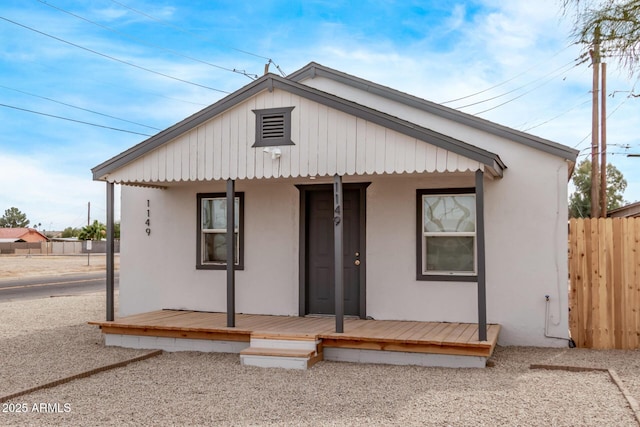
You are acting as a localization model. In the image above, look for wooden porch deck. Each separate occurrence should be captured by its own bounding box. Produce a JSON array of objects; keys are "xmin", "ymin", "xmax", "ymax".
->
[{"xmin": 90, "ymin": 310, "xmax": 500, "ymax": 358}]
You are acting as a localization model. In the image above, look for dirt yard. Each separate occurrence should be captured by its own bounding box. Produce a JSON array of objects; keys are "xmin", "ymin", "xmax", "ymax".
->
[{"xmin": 0, "ymin": 255, "xmax": 119, "ymax": 280}]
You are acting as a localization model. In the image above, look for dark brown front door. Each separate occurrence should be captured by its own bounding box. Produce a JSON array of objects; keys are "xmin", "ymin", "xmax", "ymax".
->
[{"xmin": 306, "ymin": 189, "xmax": 361, "ymax": 316}]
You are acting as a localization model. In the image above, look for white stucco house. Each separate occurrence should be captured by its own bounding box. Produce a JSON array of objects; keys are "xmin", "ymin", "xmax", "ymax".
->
[{"xmin": 93, "ymin": 62, "xmax": 578, "ymax": 351}]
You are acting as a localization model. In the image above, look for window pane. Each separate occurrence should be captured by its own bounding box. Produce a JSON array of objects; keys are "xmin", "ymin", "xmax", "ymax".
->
[
  {"xmin": 203, "ymin": 233, "xmax": 239, "ymax": 264},
  {"xmin": 425, "ymin": 236, "xmax": 474, "ymax": 272},
  {"xmin": 424, "ymin": 195, "xmax": 475, "ymax": 232},
  {"xmin": 202, "ymin": 198, "xmax": 239, "ymax": 230}
]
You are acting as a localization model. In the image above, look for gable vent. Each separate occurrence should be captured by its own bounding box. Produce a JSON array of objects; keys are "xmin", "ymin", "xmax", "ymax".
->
[
  {"xmin": 252, "ymin": 106, "xmax": 295, "ymax": 147},
  {"xmin": 261, "ymin": 113, "xmax": 285, "ymax": 140}
]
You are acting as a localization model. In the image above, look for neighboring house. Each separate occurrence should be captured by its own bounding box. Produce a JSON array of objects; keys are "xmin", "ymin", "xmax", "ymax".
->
[
  {"xmin": 0, "ymin": 228, "xmax": 48, "ymax": 243},
  {"xmin": 93, "ymin": 62, "xmax": 578, "ymax": 347},
  {"xmin": 608, "ymin": 201, "xmax": 640, "ymax": 218}
]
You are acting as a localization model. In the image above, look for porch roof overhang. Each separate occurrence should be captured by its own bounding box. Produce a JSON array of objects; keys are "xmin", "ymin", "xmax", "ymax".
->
[{"xmin": 92, "ymin": 73, "xmax": 506, "ymax": 185}]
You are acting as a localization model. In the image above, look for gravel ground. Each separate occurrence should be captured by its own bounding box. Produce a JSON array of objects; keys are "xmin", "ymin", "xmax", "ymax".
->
[
  {"xmin": 1, "ymin": 293, "xmax": 640, "ymax": 426},
  {"xmin": 0, "ymin": 254, "xmax": 119, "ymax": 280}
]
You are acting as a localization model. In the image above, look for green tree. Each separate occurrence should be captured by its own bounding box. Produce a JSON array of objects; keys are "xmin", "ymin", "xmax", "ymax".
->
[
  {"xmin": 61, "ymin": 227, "xmax": 81, "ymax": 238},
  {"xmin": 563, "ymin": 0, "xmax": 640, "ymax": 79},
  {"xmin": 78, "ymin": 220, "xmax": 106, "ymax": 240},
  {"xmin": 569, "ymin": 159, "xmax": 627, "ymax": 217},
  {"xmin": 0, "ymin": 207, "xmax": 30, "ymax": 228}
]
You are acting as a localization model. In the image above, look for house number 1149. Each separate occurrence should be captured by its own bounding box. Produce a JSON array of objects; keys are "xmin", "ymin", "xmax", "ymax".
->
[{"xmin": 145, "ymin": 200, "xmax": 151, "ymax": 236}]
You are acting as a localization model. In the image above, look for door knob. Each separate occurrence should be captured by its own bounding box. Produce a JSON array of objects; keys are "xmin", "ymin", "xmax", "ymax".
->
[{"xmin": 354, "ymin": 260, "xmax": 361, "ymax": 266}]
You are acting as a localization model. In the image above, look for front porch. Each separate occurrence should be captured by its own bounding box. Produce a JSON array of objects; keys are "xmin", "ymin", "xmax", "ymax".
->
[{"xmin": 90, "ymin": 310, "xmax": 500, "ymax": 368}]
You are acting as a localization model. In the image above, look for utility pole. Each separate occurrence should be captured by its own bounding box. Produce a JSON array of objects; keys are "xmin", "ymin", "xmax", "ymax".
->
[
  {"xmin": 590, "ymin": 26, "xmax": 601, "ymax": 218},
  {"xmin": 87, "ymin": 201, "xmax": 91, "ymax": 266},
  {"xmin": 600, "ymin": 61, "xmax": 607, "ymax": 217}
]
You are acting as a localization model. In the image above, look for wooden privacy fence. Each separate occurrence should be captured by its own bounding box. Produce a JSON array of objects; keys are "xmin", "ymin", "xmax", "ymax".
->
[{"xmin": 569, "ymin": 218, "xmax": 640, "ymax": 349}]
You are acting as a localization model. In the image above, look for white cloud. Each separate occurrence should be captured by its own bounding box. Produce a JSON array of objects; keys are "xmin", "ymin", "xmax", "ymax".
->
[{"xmin": 0, "ymin": 152, "xmax": 119, "ymax": 230}]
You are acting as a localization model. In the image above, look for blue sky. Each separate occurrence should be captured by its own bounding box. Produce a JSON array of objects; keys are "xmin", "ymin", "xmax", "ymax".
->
[{"xmin": 1, "ymin": 0, "xmax": 639, "ymax": 230}]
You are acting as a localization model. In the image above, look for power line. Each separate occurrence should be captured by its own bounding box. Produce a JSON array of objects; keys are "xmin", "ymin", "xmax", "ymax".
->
[
  {"xmin": 109, "ymin": 0, "xmax": 285, "ymax": 75},
  {"xmin": 470, "ymin": 61, "xmax": 579, "ymax": 115},
  {"xmin": 0, "ymin": 16, "xmax": 230, "ymax": 94},
  {"xmin": 440, "ymin": 45, "xmax": 573, "ymax": 105},
  {"xmin": 37, "ymin": 0, "xmax": 259, "ymax": 80},
  {"xmin": 0, "ymin": 84, "xmax": 161, "ymax": 131},
  {"xmin": 0, "ymin": 103, "xmax": 153, "ymax": 136},
  {"xmin": 520, "ymin": 98, "xmax": 591, "ymax": 132},
  {"xmin": 457, "ymin": 60, "xmax": 577, "ymax": 110},
  {"xmin": 572, "ymin": 83, "xmax": 639, "ymax": 150}
]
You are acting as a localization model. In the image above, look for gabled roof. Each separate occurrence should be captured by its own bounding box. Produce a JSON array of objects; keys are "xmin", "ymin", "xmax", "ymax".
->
[
  {"xmin": 92, "ymin": 69, "xmax": 508, "ymax": 181},
  {"xmin": 0, "ymin": 228, "xmax": 47, "ymax": 241},
  {"xmin": 288, "ymin": 62, "xmax": 579, "ymax": 162},
  {"xmin": 608, "ymin": 201, "xmax": 640, "ymax": 218}
]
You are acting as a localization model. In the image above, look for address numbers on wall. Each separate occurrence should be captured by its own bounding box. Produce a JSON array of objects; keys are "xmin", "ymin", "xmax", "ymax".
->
[{"xmin": 145, "ymin": 199, "xmax": 151, "ymax": 236}]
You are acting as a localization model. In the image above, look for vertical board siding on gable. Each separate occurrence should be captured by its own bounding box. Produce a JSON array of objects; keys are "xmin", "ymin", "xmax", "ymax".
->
[
  {"xmin": 158, "ymin": 145, "xmax": 166, "ymax": 181},
  {"xmin": 220, "ymin": 113, "xmax": 230, "ymax": 180},
  {"xmin": 334, "ymin": 111, "xmax": 347, "ymax": 175},
  {"xmin": 212, "ymin": 117, "xmax": 222, "ymax": 180},
  {"xmin": 345, "ymin": 116, "xmax": 357, "ymax": 176},
  {"xmin": 384, "ymin": 130, "xmax": 395, "ymax": 174},
  {"xmin": 279, "ymin": 91, "xmax": 293, "ymax": 178},
  {"xmin": 375, "ymin": 125, "xmax": 386, "ymax": 174},
  {"xmin": 253, "ymin": 95, "xmax": 265, "ymax": 179},
  {"xmin": 150, "ymin": 146, "xmax": 157, "ymax": 181},
  {"xmin": 436, "ymin": 147, "xmax": 448, "ymax": 173},
  {"xmin": 229, "ymin": 105, "xmax": 240, "ymax": 179},
  {"xmin": 236, "ymin": 104, "xmax": 246, "ymax": 180},
  {"xmin": 104, "ymin": 89, "xmax": 484, "ymax": 184},
  {"xmin": 364, "ymin": 121, "xmax": 376, "ymax": 174},
  {"xmin": 414, "ymin": 135, "xmax": 427, "ymax": 173},
  {"xmin": 317, "ymin": 104, "xmax": 329, "ymax": 176},
  {"xmin": 424, "ymin": 144, "xmax": 437, "ymax": 173},
  {"xmin": 355, "ymin": 118, "xmax": 366, "ymax": 175},
  {"xmin": 393, "ymin": 130, "xmax": 404, "ymax": 173},
  {"xmin": 244, "ymin": 103, "xmax": 255, "ymax": 180},
  {"xmin": 189, "ymin": 131, "xmax": 198, "ymax": 181},
  {"xmin": 297, "ymin": 99, "xmax": 309, "ymax": 177},
  {"xmin": 165, "ymin": 141, "xmax": 174, "ymax": 181},
  {"xmin": 307, "ymin": 99, "xmax": 319, "ymax": 177},
  {"xmin": 172, "ymin": 135, "xmax": 181, "ymax": 180},
  {"xmin": 181, "ymin": 134, "xmax": 190, "ymax": 181},
  {"xmin": 204, "ymin": 121, "xmax": 214, "ymax": 180},
  {"xmin": 197, "ymin": 126, "xmax": 206, "ymax": 180},
  {"xmin": 322, "ymin": 105, "xmax": 332, "ymax": 176},
  {"xmin": 405, "ymin": 132, "xmax": 417, "ymax": 173}
]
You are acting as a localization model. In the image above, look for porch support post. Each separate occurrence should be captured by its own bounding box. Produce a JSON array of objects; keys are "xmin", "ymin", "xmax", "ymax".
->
[
  {"xmin": 105, "ymin": 182, "xmax": 115, "ymax": 322},
  {"xmin": 475, "ymin": 169, "xmax": 487, "ymax": 341},
  {"xmin": 226, "ymin": 178, "xmax": 236, "ymax": 328},
  {"xmin": 333, "ymin": 174, "xmax": 344, "ymax": 333}
]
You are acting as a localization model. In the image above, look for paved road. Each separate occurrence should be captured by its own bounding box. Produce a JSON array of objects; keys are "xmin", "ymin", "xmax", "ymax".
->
[{"xmin": 0, "ymin": 272, "xmax": 118, "ymax": 301}]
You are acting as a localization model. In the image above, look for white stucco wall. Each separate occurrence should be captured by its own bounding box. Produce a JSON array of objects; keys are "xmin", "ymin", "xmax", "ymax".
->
[
  {"xmin": 119, "ymin": 180, "xmax": 300, "ymax": 317},
  {"xmin": 119, "ymin": 144, "xmax": 569, "ymax": 348}
]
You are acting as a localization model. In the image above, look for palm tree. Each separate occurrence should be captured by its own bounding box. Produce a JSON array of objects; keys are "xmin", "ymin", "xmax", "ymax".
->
[{"xmin": 78, "ymin": 220, "xmax": 106, "ymax": 240}]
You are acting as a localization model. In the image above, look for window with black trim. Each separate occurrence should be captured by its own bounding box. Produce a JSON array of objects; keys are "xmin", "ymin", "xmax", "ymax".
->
[
  {"xmin": 252, "ymin": 107, "xmax": 295, "ymax": 147},
  {"xmin": 197, "ymin": 192, "xmax": 244, "ymax": 270},
  {"xmin": 417, "ymin": 188, "xmax": 476, "ymax": 281}
]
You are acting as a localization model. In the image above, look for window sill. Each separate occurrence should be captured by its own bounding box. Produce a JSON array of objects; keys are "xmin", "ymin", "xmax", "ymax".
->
[
  {"xmin": 196, "ymin": 264, "xmax": 245, "ymax": 271},
  {"xmin": 417, "ymin": 274, "xmax": 477, "ymax": 282}
]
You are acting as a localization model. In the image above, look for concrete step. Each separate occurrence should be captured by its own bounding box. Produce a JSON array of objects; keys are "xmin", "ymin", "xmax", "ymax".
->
[
  {"xmin": 240, "ymin": 337, "xmax": 324, "ymax": 370},
  {"xmin": 249, "ymin": 337, "xmax": 320, "ymax": 352}
]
